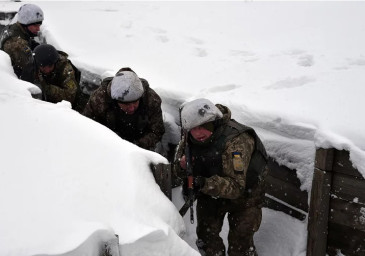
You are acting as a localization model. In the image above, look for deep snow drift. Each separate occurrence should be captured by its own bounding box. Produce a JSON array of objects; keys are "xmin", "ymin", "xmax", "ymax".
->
[{"xmin": 1, "ymin": 1, "xmax": 365, "ymax": 255}]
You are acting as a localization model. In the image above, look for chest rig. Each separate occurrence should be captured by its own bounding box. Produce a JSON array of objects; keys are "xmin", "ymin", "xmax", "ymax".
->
[{"xmin": 190, "ymin": 120, "xmax": 268, "ymax": 191}]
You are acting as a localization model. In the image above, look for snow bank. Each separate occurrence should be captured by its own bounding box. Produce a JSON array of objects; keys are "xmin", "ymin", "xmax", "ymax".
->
[{"xmin": 0, "ymin": 53, "xmax": 197, "ymax": 255}]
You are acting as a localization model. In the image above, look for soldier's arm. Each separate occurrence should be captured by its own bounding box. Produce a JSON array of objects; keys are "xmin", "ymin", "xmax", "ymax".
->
[
  {"xmin": 136, "ymin": 93, "xmax": 165, "ymax": 149},
  {"xmin": 172, "ymin": 136, "xmax": 187, "ymax": 180},
  {"xmin": 200, "ymin": 133, "xmax": 255, "ymax": 199},
  {"xmin": 82, "ymin": 85, "xmax": 108, "ymax": 124},
  {"xmin": 43, "ymin": 63, "xmax": 78, "ymax": 104},
  {"xmin": 3, "ymin": 37, "xmax": 33, "ymax": 78}
]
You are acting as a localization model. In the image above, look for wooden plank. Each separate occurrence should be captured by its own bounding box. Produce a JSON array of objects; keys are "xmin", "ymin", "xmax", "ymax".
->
[
  {"xmin": 307, "ymin": 168, "xmax": 333, "ymax": 256},
  {"xmin": 103, "ymin": 234, "xmax": 120, "ymax": 256},
  {"xmin": 333, "ymin": 150, "xmax": 364, "ymax": 179},
  {"xmin": 152, "ymin": 163, "xmax": 172, "ymax": 200},
  {"xmin": 329, "ymin": 197, "xmax": 365, "ymax": 232},
  {"xmin": 331, "ymin": 173, "xmax": 365, "ymax": 204},
  {"xmin": 327, "ymin": 222, "xmax": 365, "ymax": 255},
  {"xmin": 267, "ymin": 158, "xmax": 302, "ymax": 187},
  {"xmin": 264, "ymin": 195, "xmax": 307, "ymax": 220},
  {"xmin": 315, "ymin": 148, "xmax": 334, "ymax": 171},
  {"xmin": 266, "ymin": 175, "xmax": 308, "ymax": 212}
]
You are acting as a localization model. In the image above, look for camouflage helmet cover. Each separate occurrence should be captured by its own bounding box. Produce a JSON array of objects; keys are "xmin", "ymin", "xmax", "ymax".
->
[
  {"xmin": 17, "ymin": 4, "xmax": 44, "ymax": 25},
  {"xmin": 110, "ymin": 71, "xmax": 144, "ymax": 102},
  {"xmin": 180, "ymin": 98, "xmax": 223, "ymax": 131}
]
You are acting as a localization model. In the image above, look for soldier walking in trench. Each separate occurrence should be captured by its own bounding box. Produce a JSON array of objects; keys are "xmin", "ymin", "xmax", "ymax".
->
[{"xmin": 174, "ymin": 98, "xmax": 268, "ymax": 256}]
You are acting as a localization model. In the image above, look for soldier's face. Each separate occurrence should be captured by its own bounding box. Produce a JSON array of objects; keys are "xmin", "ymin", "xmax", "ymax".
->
[
  {"xmin": 39, "ymin": 64, "xmax": 55, "ymax": 74},
  {"xmin": 190, "ymin": 126, "xmax": 213, "ymax": 142},
  {"xmin": 117, "ymin": 100, "xmax": 140, "ymax": 115},
  {"xmin": 27, "ymin": 24, "xmax": 41, "ymax": 35}
]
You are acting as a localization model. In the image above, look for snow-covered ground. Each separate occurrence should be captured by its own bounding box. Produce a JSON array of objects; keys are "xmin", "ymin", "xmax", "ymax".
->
[{"xmin": 1, "ymin": 1, "xmax": 365, "ymax": 255}]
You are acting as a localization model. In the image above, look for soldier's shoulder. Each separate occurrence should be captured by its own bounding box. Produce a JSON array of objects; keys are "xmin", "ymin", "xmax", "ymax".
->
[
  {"xmin": 90, "ymin": 83, "xmax": 110, "ymax": 101},
  {"xmin": 226, "ymin": 131, "xmax": 255, "ymax": 149},
  {"xmin": 142, "ymin": 80, "xmax": 161, "ymax": 106},
  {"xmin": 3, "ymin": 34, "xmax": 28, "ymax": 48}
]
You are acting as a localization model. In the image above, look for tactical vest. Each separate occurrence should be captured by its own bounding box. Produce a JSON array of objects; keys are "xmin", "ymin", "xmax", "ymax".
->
[{"xmin": 190, "ymin": 120, "xmax": 268, "ymax": 192}]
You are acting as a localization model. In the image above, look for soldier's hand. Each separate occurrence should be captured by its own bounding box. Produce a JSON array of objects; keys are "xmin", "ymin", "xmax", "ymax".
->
[
  {"xmin": 180, "ymin": 155, "xmax": 187, "ymax": 169},
  {"xmin": 194, "ymin": 176, "xmax": 206, "ymax": 190},
  {"xmin": 180, "ymin": 155, "xmax": 195, "ymax": 170}
]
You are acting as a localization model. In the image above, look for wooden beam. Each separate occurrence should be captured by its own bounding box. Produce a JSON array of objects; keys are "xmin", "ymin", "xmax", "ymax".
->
[
  {"xmin": 315, "ymin": 148, "xmax": 334, "ymax": 171},
  {"xmin": 329, "ymin": 197, "xmax": 365, "ymax": 232},
  {"xmin": 307, "ymin": 148, "xmax": 334, "ymax": 256},
  {"xmin": 152, "ymin": 163, "xmax": 172, "ymax": 200},
  {"xmin": 333, "ymin": 150, "xmax": 365, "ymax": 179},
  {"xmin": 327, "ymin": 222, "xmax": 365, "ymax": 255},
  {"xmin": 266, "ymin": 175, "xmax": 308, "ymax": 212},
  {"xmin": 332, "ymin": 173, "xmax": 365, "ymax": 204},
  {"xmin": 264, "ymin": 195, "xmax": 307, "ymax": 220}
]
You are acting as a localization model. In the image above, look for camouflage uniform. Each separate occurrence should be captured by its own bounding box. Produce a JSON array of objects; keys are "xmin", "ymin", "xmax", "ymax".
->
[
  {"xmin": 175, "ymin": 104, "xmax": 267, "ymax": 256},
  {"xmin": 83, "ymin": 78, "xmax": 165, "ymax": 151},
  {"xmin": 37, "ymin": 51, "xmax": 86, "ymax": 113},
  {"xmin": 0, "ymin": 22, "xmax": 39, "ymax": 78}
]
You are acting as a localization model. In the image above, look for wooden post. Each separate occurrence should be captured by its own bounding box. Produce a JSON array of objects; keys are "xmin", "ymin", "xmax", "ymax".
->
[
  {"xmin": 307, "ymin": 148, "xmax": 334, "ymax": 256},
  {"xmin": 102, "ymin": 234, "xmax": 121, "ymax": 256},
  {"xmin": 152, "ymin": 163, "xmax": 172, "ymax": 200}
]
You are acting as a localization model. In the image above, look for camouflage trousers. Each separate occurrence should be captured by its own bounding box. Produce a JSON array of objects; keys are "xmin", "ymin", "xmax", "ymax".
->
[{"xmin": 196, "ymin": 196, "xmax": 262, "ymax": 256}]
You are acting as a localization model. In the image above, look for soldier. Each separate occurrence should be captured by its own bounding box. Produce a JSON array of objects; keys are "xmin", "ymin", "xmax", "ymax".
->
[
  {"xmin": 175, "ymin": 98, "xmax": 268, "ymax": 256},
  {"xmin": 32, "ymin": 44, "xmax": 87, "ymax": 113},
  {"xmin": 83, "ymin": 67, "xmax": 165, "ymax": 151},
  {"xmin": 0, "ymin": 4, "xmax": 44, "ymax": 79}
]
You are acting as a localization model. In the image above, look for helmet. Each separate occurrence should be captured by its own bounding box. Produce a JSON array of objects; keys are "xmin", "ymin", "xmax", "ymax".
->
[
  {"xmin": 110, "ymin": 71, "xmax": 144, "ymax": 102},
  {"xmin": 33, "ymin": 44, "xmax": 59, "ymax": 67},
  {"xmin": 180, "ymin": 98, "xmax": 223, "ymax": 131},
  {"xmin": 17, "ymin": 4, "xmax": 44, "ymax": 25}
]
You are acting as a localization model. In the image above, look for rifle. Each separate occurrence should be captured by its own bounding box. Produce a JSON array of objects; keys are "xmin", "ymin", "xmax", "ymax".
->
[{"xmin": 178, "ymin": 131, "xmax": 195, "ymax": 224}]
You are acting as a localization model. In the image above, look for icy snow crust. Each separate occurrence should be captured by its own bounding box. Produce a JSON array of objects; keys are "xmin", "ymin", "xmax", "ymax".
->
[{"xmin": 0, "ymin": 1, "xmax": 364, "ymax": 255}]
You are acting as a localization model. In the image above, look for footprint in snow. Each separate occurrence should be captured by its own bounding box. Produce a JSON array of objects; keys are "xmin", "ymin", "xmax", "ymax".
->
[
  {"xmin": 230, "ymin": 50, "xmax": 258, "ymax": 62},
  {"xmin": 149, "ymin": 27, "xmax": 167, "ymax": 34},
  {"xmin": 348, "ymin": 57, "xmax": 365, "ymax": 66},
  {"xmin": 120, "ymin": 21, "xmax": 133, "ymax": 29},
  {"xmin": 192, "ymin": 48, "xmax": 208, "ymax": 57},
  {"xmin": 205, "ymin": 84, "xmax": 241, "ymax": 93},
  {"xmin": 265, "ymin": 76, "xmax": 316, "ymax": 90},
  {"xmin": 297, "ymin": 54, "xmax": 314, "ymax": 67},
  {"xmin": 187, "ymin": 37, "xmax": 205, "ymax": 45},
  {"xmin": 283, "ymin": 49, "xmax": 314, "ymax": 67},
  {"xmin": 156, "ymin": 35, "xmax": 169, "ymax": 43}
]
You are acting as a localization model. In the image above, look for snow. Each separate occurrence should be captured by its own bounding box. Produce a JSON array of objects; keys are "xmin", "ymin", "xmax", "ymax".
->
[{"xmin": 1, "ymin": 1, "xmax": 365, "ymax": 255}]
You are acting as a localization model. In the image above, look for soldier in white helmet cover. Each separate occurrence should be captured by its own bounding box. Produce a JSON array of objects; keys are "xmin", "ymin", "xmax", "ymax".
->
[
  {"xmin": 83, "ymin": 67, "xmax": 165, "ymax": 151},
  {"xmin": 174, "ymin": 98, "xmax": 268, "ymax": 256},
  {"xmin": 0, "ymin": 4, "xmax": 44, "ymax": 78}
]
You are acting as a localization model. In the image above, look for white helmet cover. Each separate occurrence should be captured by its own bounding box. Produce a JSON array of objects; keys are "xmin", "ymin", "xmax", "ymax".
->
[
  {"xmin": 17, "ymin": 4, "xmax": 44, "ymax": 25},
  {"xmin": 180, "ymin": 98, "xmax": 223, "ymax": 131},
  {"xmin": 110, "ymin": 71, "xmax": 144, "ymax": 102}
]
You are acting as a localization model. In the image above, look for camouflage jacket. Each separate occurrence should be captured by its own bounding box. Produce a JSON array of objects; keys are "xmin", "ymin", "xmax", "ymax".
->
[
  {"xmin": 174, "ymin": 104, "xmax": 267, "ymax": 205},
  {"xmin": 1, "ymin": 22, "xmax": 39, "ymax": 78},
  {"xmin": 83, "ymin": 78, "xmax": 165, "ymax": 150},
  {"xmin": 38, "ymin": 51, "xmax": 80, "ymax": 110}
]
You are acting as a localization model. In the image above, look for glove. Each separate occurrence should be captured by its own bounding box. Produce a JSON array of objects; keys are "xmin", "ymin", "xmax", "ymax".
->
[{"xmin": 194, "ymin": 176, "xmax": 206, "ymax": 190}]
